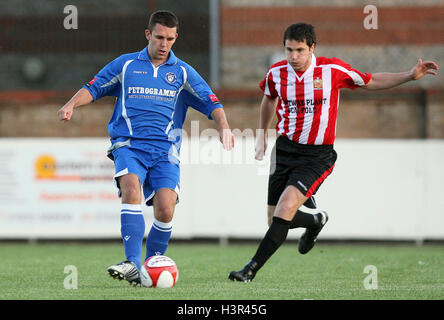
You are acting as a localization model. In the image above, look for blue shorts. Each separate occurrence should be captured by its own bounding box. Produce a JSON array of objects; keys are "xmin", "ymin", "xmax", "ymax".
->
[{"xmin": 112, "ymin": 147, "xmax": 180, "ymax": 206}]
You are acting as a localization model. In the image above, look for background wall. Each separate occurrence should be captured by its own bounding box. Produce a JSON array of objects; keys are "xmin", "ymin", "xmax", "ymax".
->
[{"xmin": 220, "ymin": 0, "xmax": 444, "ymax": 89}]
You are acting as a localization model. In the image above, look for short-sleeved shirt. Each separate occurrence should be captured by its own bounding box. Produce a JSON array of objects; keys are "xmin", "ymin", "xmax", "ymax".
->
[
  {"xmin": 259, "ymin": 54, "xmax": 372, "ymax": 145},
  {"xmin": 83, "ymin": 47, "xmax": 222, "ymax": 158}
]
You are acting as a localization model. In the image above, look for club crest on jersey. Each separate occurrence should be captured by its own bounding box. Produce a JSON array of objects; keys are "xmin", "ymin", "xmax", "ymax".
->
[
  {"xmin": 313, "ymin": 77, "xmax": 323, "ymax": 90},
  {"xmin": 165, "ymin": 72, "xmax": 177, "ymax": 84}
]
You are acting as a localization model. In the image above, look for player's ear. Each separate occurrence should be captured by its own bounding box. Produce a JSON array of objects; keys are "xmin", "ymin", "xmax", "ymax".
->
[
  {"xmin": 145, "ymin": 29, "xmax": 151, "ymax": 41},
  {"xmin": 309, "ymin": 43, "xmax": 315, "ymax": 53}
]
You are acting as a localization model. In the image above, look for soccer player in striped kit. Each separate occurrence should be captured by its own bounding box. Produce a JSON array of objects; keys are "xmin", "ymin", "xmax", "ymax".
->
[
  {"xmin": 58, "ymin": 10, "xmax": 234, "ymax": 286},
  {"xmin": 229, "ymin": 23, "xmax": 438, "ymax": 282}
]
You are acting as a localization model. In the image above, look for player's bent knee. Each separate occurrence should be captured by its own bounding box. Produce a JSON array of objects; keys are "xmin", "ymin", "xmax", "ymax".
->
[
  {"xmin": 118, "ymin": 174, "xmax": 141, "ymax": 203},
  {"xmin": 274, "ymin": 200, "xmax": 298, "ymax": 220},
  {"xmin": 153, "ymin": 188, "xmax": 177, "ymax": 222},
  {"xmin": 121, "ymin": 185, "xmax": 141, "ymax": 204},
  {"xmin": 279, "ymin": 199, "xmax": 299, "ymax": 212},
  {"xmin": 154, "ymin": 205, "xmax": 175, "ymax": 223}
]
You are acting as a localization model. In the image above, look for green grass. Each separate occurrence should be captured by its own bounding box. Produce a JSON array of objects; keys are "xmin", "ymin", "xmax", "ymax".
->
[{"xmin": 0, "ymin": 242, "xmax": 443, "ymax": 300}]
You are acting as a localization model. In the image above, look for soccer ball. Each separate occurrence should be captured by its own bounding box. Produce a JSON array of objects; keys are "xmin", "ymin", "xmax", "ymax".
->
[{"xmin": 140, "ymin": 255, "xmax": 179, "ymax": 288}]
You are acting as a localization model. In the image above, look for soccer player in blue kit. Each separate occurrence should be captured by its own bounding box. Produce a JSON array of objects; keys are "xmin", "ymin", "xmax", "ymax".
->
[{"xmin": 58, "ymin": 10, "xmax": 234, "ymax": 286}]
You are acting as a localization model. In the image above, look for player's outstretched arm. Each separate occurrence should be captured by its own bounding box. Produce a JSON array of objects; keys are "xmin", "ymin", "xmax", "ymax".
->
[
  {"xmin": 57, "ymin": 88, "xmax": 94, "ymax": 122},
  {"xmin": 255, "ymin": 95, "xmax": 277, "ymax": 161},
  {"xmin": 364, "ymin": 59, "xmax": 439, "ymax": 90},
  {"xmin": 211, "ymin": 107, "xmax": 235, "ymax": 151}
]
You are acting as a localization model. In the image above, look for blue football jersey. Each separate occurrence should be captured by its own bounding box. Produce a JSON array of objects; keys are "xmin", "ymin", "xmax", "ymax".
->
[{"xmin": 83, "ymin": 46, "xmax": 222, "ymax": 158}]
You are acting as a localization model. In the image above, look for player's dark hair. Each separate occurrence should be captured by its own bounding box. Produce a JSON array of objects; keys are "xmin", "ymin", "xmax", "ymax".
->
[
  {"xmin": 283, "ymin": 23, "xmax": 316, "ymax": 47},
  {"xmin": 148, "ymin": 10, "xmax": 179, "ymax": 32}
]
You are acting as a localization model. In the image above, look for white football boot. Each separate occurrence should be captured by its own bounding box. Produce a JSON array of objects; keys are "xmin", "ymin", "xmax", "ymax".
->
[{"xmin": 107, "ymin": 260, "xmax": 141, "ymax": 286}]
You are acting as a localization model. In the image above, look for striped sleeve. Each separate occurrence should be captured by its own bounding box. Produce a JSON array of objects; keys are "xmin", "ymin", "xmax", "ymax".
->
[
  {"xmin": 259, "ymin": 69, "xmax": 279, "ymax": 99},
  {"xmin": 330, "ymin": 57, "xmax": 372, "ymax": 90}
]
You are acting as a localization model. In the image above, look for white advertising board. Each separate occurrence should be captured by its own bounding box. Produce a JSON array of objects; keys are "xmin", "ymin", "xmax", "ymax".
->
[
  {"xmin": 0, "ymin": 138, "xmax": 125, "ymax": 238},
  {"xmin": 0, "ymin": 138, "xmax": 443, "ymax": 241}
]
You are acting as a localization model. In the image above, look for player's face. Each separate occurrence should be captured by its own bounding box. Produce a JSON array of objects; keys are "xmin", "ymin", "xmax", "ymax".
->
[
  {"xmin": 145, "ymin": 23, "xmax": 178, "ymax": 65},
  {"xmin": 285, "ymin": 39, "xmax": 315, "ymax": 72}
]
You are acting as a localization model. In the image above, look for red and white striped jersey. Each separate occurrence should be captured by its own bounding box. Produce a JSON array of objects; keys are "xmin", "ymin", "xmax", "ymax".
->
[{"xmin": 259, "ymin": 54, "xmax": 372, "ymax": 145}]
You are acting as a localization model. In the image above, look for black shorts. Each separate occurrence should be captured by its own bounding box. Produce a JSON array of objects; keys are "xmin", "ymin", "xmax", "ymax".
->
[{"xmin": 267, "ymin": 135, "xmax": 337, "ymax": 206}]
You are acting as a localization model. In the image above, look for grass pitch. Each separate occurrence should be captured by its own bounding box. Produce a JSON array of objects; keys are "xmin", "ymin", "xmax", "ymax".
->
[{"xmin": 1, "ymin": 242, "xmax": 443, "ymax": 300}]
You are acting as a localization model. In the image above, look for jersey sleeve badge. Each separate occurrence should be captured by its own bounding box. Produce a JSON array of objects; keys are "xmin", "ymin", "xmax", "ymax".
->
[
  {"xmin": 209, "ymin": 94, "xmax": 220, "ymax": 104},
  {"xmin": 86, "ymin": 77, "xmax": 97, "ymax": 87}
]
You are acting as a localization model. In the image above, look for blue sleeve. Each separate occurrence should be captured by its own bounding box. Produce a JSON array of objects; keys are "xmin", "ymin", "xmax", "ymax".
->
[
  {"xmin": 82, "ymin": 55, "xmax": 124, "ymax": 101},
  {"xmin": 182, "ymin": 64, "xmax": 222, "ymax": 120}
]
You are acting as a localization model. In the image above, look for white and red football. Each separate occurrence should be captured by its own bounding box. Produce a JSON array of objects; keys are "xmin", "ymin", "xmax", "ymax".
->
[{"xmin": 140, "ymin": 255, "xmax": 179, "ymax": 288}]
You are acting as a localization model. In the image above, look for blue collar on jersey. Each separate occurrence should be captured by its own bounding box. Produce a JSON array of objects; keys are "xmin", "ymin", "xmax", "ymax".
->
[{"xmin": 137, "ymin": 46, "xmax": 178, "ymax": 65}]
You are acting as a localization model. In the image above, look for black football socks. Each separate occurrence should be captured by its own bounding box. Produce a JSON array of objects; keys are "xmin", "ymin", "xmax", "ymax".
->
[
  {"xmin": 289, "ymin": 209, "xmax": 320, "ymax": 229},
  {"xmin": 250, "ymin": 216, "xmax": 291, "ymax": 273}
]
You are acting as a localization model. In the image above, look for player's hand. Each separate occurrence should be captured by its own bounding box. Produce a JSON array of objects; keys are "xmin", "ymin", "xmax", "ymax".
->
[
  {"xmin": 57, "ymin": 104, "xmax": 74, "ymax": 122},
  {"xmin": 410, "ymin": 59, "xmax": 439, "ymax": 80},
  {"xmin": 255, "ymin": 132, "xmax": 267, "ymax": 161},
  {"xmin": 220, "ymin": 128, "xmax": 234, "ymax": 151}
]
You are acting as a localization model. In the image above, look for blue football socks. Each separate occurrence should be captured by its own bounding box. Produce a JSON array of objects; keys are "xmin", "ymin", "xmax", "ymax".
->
[
  {"xmin": 145, "ymin": 218, "xmax": 173, "ymax": 260},
  {"xmin": 120, "ymin": 204, "xmax": 145, "ymax": 270}
]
